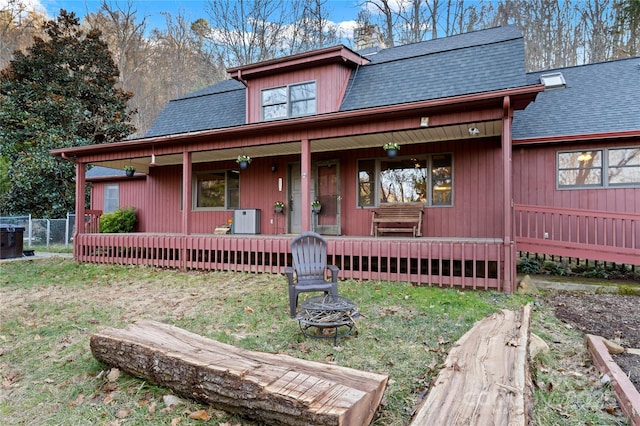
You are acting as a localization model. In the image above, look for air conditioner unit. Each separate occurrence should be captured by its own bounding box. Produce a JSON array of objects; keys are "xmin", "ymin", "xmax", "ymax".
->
[{"xmin": 233, "ymin": 209, "xmax": 261, "ymax": 234}]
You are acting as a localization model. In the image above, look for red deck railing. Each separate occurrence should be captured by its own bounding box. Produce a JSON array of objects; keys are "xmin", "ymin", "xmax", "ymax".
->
[
  {"xmin": 514, "ymin": 204, "xmax": 640, "ymax": 265},
  {"xmin": 74, "ymin": 233, "xmax": 506, "ymax": 291}
]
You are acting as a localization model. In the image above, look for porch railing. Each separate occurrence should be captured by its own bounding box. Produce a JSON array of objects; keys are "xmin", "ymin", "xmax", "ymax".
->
[
  {"xmin": 84, "ymin": 210, "xmax": 102, "ymax": 234},
  {"xmin": 74, "ymin": 234, "xmax": 505, "ymax": 291},
  {"xmin": 514, "ymin": 204, "xmax": 640, "ymax": 265}
]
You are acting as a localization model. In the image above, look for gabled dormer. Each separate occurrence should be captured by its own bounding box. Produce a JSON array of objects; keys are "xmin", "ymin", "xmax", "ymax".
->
[{"xmin": 228, "ymin": 46, "xmax": 369, "ymax": 124}]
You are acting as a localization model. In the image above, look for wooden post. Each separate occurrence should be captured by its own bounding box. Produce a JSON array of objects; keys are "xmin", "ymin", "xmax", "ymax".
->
[
  {"xmin": 74, "ymin": 161, "xmax": 86, "ymax": 258},
  {"xmin": 301, "ymin": 138, "xmax": 312, "ymax": 232},
  {"xmin": 502, "ymin": 96, "xmax": 515, "ymax": 293}
]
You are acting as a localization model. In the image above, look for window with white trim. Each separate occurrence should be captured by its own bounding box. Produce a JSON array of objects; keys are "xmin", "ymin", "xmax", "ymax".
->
[
  {"xmin": 193, "ymin": 170, "xmax": 239, "ymax": 209},
  {"xmin": 261, "ymin": 81, "xmax": 316, "ymax": 120},
  {"xmin": 558, "ymin": 148, "xmax": 640, "ymax": 188},
  {"xmin": 357, "ymin": 154, "xmax": 453, "ymax": 207},
  {"xmin": 103, "ymin": 184, "xmax": 119, "ymax": 213}
]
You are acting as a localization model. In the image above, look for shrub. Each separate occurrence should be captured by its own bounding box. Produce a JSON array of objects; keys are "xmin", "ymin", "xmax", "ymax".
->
[
  {"xmin": 100, "ymin": 207, "xmax": 137, "ymax": 233},
  {"xmin": 542, "ymin": 260, "xmax": 566, "ymax": 276},
  {"xmin": 517, "ymin": 256, "xmax": 541, "ymax": 274},
  {"xmin": 582, "ymin": 267, "xmax": 609, "ymax": 279}
]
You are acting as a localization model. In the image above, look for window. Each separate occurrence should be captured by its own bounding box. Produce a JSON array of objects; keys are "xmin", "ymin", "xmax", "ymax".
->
[
  {"xmin": 103, "ymin": 184, "xmax": 119, "ymax": 213},
  {"xmin": 558, "ymin": 147, "xmax": 640, "ymax": 188},
  {"xmin": 358, "ymin": 153, "xmax": 452, "ymax": 207},
  {"xmin": 558, "ymin": 150, "xmax": 602, "ymax": 187},
  {"xmin": 608, "ymin": 148, "xmax": 640, "ymax": 185},
  {"xmin": 193, "ymin": 170, "xmax": 239, "ymax": 209},
  {"xmin": 262, "ymin": 82, "xmax": 316, "ymax": 120}
]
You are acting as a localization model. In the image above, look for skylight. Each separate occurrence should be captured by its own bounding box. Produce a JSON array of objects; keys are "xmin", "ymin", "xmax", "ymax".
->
[{"xmin": 540, "ymin": 72, "xmax": 566, "ymax": 89}]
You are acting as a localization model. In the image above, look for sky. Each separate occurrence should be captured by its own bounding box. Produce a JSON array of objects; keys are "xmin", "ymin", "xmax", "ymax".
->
[{"xmin": 7, "ymin": 0, "xmax": 362, "ymax": 36}]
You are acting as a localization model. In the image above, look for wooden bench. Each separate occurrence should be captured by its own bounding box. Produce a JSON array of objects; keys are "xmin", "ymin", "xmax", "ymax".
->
[{"xmin": 371, "ymin": 203, "xmax": 424, "ymax": 237}]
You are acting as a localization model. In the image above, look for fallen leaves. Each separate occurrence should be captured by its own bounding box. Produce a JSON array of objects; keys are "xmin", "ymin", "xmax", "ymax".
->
[
  {"xmin": 188, "ymin": 409, "xmax": 211, "ymax": 421},
  {"xmin": 67, "ymin": 393, "xmax": 84, "ymax": 406},
  {"xmin": 106, "ymin": 368, "xmax": 120, "ymax": 382}
]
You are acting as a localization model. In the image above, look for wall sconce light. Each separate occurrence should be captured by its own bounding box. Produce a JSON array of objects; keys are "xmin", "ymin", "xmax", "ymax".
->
[
  {"xmin": 468, "ymin": 127, "xmax": 480, "ymax": 136},
  {"xmin": 271, "ymin": 163, "xmax": 277, "ymax": 173},
  {"xmin": 150, "ymin": 146, "xmax": 157, "ymax": 166}
]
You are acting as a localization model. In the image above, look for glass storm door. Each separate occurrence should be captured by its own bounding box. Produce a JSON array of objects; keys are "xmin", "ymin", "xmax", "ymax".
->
[
  {"xmin": 314, "ymin": 161, "xmax": 340, "ymax": 235},
  {"xmin": 288, "ymin": 161, "xmax": 340, "ymax": 235}
]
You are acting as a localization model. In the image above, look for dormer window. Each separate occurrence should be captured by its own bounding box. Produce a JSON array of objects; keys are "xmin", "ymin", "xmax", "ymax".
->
[{"xmin": 261, "ymin": 81, "xmax": 316, "ymax": 120}]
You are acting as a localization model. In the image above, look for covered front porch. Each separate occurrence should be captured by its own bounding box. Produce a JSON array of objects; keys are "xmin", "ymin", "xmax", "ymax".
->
[{"xmin": 74, "ymin": 232, "xmax": 506, "ymax": 291}]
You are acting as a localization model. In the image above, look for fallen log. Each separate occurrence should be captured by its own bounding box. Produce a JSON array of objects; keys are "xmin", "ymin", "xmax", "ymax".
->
[
  {"xmin": 410, "ymin": 304, "xmax": 533, "ymax": 426},
  {"xmin": 90, "ymin": 320, "xmax": 388, "ymax": 426}
]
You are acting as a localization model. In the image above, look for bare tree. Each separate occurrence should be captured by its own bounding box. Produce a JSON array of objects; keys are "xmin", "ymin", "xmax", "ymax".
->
[
  {"xmin": 205, "ymin": 0, "xmax": 289, "ymax": 66},
  {"xmin": 0, "ymin": 0, "xmax": 46, "ymax": 68},
  {"xmin": 149, "ymin": 11, "xmax": 225, "ymax": 118},
  {"xmin": 579, "ymin": 0, "xmax": 618, "ymax": 63},
  {"xmin": 287, "ymin": 0, "xmax": 340, "ymax": 54},
  {"xmin": 362, "ymin": 0, "xmax": 396, "ymax": 47}
]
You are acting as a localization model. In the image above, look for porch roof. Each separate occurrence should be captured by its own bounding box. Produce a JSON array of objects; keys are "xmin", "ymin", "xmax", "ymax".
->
[{"xmin": 52, "ymin": 84, "xmax": 541, "ymax": 174}]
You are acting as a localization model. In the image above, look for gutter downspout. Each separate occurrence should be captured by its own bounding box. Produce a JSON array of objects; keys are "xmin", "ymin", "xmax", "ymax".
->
[{"xmin": 502, "ymin": 96, "xmax": 515, "ymax": 293}]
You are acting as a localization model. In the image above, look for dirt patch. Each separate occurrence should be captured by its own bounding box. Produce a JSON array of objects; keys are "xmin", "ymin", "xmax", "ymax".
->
[{"xmin": 546, "ymin": 292, "xmax": 640, "ymax": 392}]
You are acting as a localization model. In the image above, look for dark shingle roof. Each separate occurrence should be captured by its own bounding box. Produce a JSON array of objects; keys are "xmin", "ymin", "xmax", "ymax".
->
[
  {"xmin": 145, "ymin": 26, "xmax": 528, "ymax": 137},
  {"xmin": 513, "ymin": 58, "xmax": 640, "ymax": 139},
  {"xmin": 145, "ymin": 79, "xmax": 246, "ymax": 137},
  {"xmin": 340, "ymin": 27, "xmax": 527, "ymax": 111},
  {"xmin": 86, "ymin": 165, "xmax": 126, "ymax": 178}
]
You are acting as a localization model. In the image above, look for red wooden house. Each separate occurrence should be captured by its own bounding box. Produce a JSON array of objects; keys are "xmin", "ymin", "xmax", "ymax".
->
[{"xmin": 52, "ymin": 26, "xmax": 640, "ymax": 292}]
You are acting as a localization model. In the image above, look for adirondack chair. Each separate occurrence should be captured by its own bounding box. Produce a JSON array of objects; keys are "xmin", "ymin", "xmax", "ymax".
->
[{"xmin": 285, "ymin": 231, "xmax": 339, "ymax": 318}]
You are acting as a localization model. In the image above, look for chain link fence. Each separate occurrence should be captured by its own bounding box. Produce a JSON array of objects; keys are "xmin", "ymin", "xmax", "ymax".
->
[{"xmin": 0, "ymin": 214, "xmax": 76, "ymax": 249}]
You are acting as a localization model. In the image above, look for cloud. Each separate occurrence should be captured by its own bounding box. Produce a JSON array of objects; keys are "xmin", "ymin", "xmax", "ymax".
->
[{"xmin": 333, "ymin": 19, "xmax": 358, "ymax": 39}]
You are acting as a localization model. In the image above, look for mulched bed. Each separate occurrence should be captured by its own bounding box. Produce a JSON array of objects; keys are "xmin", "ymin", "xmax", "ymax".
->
[{"xmin": 547, "ymin": 292, "xmax": 640, "ymax": 392}]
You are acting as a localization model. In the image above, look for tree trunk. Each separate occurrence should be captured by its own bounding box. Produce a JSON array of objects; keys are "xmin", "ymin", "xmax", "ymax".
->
[
  {"xmin": 410, "ymin": 304, "xmax": 533, "ymax": 425},
  {"xmin": 90, "ymin": 320, "xmax": 388, "ymax": 426}
]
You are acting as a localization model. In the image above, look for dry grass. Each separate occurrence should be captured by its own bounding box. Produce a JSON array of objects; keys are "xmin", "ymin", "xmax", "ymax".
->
[{"xmin": 0, "ymin": 258, "xmax": 628, "ymax": 425}]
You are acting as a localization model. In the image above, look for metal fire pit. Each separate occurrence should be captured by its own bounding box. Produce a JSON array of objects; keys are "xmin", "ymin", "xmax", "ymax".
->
[
  {"xmin": 296, "ymin": 294, "xmax": 360, "ymax": 345},
  {"xmin": 0, "ymin": 224, "xmax": 25, "ymax": 259}
]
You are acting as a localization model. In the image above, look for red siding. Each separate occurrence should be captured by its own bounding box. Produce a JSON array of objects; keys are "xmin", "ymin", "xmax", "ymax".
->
[
  {"xmin": 90, "ymin": 137, "xmax": 506, "ymax": 239},
  {"xmin": 246, "ymin": 63, "xmax": 352, "ymax": 123},
  {"xmin": 513, "ymin": 139, "xmax": 640, "ymax": 214}
]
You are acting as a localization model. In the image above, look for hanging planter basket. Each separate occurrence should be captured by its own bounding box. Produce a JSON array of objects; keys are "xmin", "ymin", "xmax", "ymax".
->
[
  {"xmin": 383, "ymin": 143, "xmax": 400, "ymax": 158},
  {"xmin": 237, "ymin": 155, "xmax": 251, "ymax": 170},
  {"xmin": 311, "ymin": 202, "xmax": 321, "ymax": 213},
  {"xmin": 124, "ymin": 166, "xmax": 135, "ymax": 177}
]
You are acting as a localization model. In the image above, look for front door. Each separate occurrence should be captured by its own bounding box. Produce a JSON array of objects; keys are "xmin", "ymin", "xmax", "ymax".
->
[
  {"xmin": 314, "ymin": 161, "xmax": 341, "ymax": 235},
  {"xmin": 288, "ymin": 161, "xmax": 340, "ymax": 235}
]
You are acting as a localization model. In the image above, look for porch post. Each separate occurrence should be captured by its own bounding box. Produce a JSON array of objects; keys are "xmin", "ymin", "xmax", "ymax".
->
[
  {"xmin": 301, "ymin": 138, "xmax": 312, "ymax": 232},
  {"xmin": 502, "ymin": 96, "xmax": 516, "ymax": 293},
  {"xmin": 182, "ymin": 151, "xmax": 192, "ymax": 235},
  {"xmin": 74, "ymin": 161, "xmax": 86, "ymax": 258}
]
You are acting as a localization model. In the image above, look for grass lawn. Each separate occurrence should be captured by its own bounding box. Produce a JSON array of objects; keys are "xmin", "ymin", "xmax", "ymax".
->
[{"xmin": 0, "ymin": 259, "xmax": 627, "ymax": 425}]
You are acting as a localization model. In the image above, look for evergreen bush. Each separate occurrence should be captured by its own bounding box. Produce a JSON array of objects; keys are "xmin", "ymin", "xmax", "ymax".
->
[
  {"xmin": 100, "ymin": 207, "xmax": 137, "ymax": 233},
  {"xmin": 517, "ymin": 256, "xmax": 541, "ymax": 274}
]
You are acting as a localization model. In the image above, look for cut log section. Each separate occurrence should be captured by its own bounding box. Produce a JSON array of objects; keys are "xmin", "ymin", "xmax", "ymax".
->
[
  {"xmin": 410, "ymin": 304, "xmax": 533, "ymax": 426},
  {"xmin": 90, "ymin": 320, "xmax": 388, "ymax": 426}
]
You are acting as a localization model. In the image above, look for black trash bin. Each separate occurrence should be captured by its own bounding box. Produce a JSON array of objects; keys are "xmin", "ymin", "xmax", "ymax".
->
[{"xmin": 0, "ymin": 224, "xmax": 25, "ymax": 259}]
